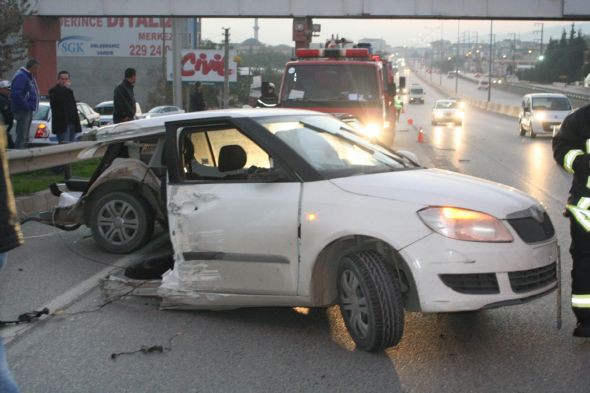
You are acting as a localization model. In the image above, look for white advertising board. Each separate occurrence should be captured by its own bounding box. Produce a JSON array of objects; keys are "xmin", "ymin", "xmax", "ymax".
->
[
  {"xmin": 58, "ymin": 17, "xmax": 172, "ymax": 57},
  {"xmin": 166, "ymin": 49, "xmax": 238, "ymax": 83}
]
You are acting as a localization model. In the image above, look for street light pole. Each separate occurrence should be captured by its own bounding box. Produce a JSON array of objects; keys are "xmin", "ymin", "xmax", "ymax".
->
[
  {"xmin": 439, "ymin": 20, "xmax": 443, "ymax": 85},
  {"xmin": 488, "ymin": 20, "xmax": 493, "ymax": 102},
  {"xmin": 455, "ymin": 20, "xmax": 460, "ymax": 94}
]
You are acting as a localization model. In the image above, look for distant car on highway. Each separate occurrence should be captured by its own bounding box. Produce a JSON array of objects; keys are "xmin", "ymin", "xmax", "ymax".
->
[
  {"xmin": 26, "ymin": 101, "xmax": 100, "ymax": 146},
  {"xmin": 432, "ymin": 99, "xmax": 464, "ymax": 126},
  {"xmin": 144, "ymin": 105, "xmax": 185, "ymax": 119},
  {"xmin": 477, "ymin": 80, "xmax": 490, "ymax": 90},
  {"xmin": 519, "ymin": 93, "xmax": 572, "ymax": 138},
  {"xmin": 408, "ymin": 85, "xmax": 425, "ymax": 104},
  {"xmin": 37, "ymin": 108, "xmax": 557, "ymax": 352},
  {"xmin": 94, "ymin": 100, "xmax": 143, "ymax": 125}
]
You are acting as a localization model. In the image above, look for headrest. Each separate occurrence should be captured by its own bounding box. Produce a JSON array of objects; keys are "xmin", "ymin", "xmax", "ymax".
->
[{"xmin": 218, "ymin": 145, "xmax": 247, "ymax": 172}]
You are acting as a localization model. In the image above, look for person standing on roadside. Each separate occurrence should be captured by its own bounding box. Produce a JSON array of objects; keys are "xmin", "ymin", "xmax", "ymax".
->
[
  {"xmin": 113, "ymin": 68, "xmax": 137, "ymax": 124},
  {"xmin": 189, "ymin": 82, "xmax": 206, "ymax": 112},
  {"xmin": 49, "ymin": 71, "xmax": 81, "ymax": 179},
  {"xmin": 0, "ymin": 80, "xmax": 15, "ymax": 149},
  {"xmin": 0, "ymin": 100, "xmax": 24, "ymax": 393},
  {"xmin": 10, "ymin": 59, "xmax": 40, "ymax": 149}
]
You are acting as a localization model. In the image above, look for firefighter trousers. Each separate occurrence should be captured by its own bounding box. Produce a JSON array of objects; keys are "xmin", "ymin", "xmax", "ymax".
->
[{"xmin": 569, "ymin": 217, "xmax": 590, "ymax": 324}]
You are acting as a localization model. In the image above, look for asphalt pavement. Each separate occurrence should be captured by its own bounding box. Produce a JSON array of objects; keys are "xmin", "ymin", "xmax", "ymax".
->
[{"xmin": 2, "ymin": 83, "xmax": 590, "ymax": 392}]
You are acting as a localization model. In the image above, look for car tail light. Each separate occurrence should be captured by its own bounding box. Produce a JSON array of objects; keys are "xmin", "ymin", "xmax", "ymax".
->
[{"xmin": 34, "ymin": 123, "xmax": 48, "ymax": 138}]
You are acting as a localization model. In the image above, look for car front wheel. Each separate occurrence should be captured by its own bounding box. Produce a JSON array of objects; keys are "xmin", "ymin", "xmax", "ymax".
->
[
  {"xmin": 519, "ymin": 120, "xmax": 526, "ymax": 136},
  {"xmin": 89, "ymin": 190, "xmax": 154, "ymax": 254},
  {"xmin": 337, "ymin": 250, "xmax": 405, "ymax": 352}
]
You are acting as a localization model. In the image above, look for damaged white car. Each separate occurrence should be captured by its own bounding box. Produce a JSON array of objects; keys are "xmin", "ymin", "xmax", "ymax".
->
[{"xmin": 40, "ymin": 108, "xmax": 558, "ymax": 352}]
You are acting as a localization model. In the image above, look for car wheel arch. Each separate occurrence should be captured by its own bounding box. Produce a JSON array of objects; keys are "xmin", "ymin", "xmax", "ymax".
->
[
  {"xmin": 309, "ymin": 235, "xmax": 419, "ymax": 311},
  {"xmin": 83, "ymin": 179, "xmax": 163, "ymax": 225}
]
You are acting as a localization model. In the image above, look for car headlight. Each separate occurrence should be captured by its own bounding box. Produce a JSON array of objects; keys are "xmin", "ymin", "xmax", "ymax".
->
[
  {"xmin": 434, "ymin": 110, "xmax": 444, "ymax": 118},
  {"xmin": 418, "ymin": 207, "xmax": 514, "ymax": 242},
  {"xmin": 363, "ymin": 123, "xmax": 381, "ymax": 138},
  {"xmin": 534, "ymin": 112, "xmax": 546, "ymax": 121}
]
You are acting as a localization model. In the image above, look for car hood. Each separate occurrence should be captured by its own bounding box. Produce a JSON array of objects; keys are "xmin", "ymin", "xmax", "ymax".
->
[{"xmin": 330, "ymin": 168, "xmax": 538, "ymax": 219}]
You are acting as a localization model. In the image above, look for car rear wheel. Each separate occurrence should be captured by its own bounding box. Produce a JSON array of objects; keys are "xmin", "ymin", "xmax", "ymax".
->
[
  {"xmin": 337, "ymin": 250, "xmax": 404, "ymax": 352},
  {"xmin": 89, "ymin": 191, "xmax": 154, "ymax": 254}
]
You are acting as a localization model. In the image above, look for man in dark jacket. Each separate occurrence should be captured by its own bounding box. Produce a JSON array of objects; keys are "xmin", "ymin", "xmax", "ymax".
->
[
  {"xmin": 49, "ymin": 71, "xmax": 82, "ymax": 179},
  {"xmin": 113, "ymin": 68, "xmax": 137, "ymax": 124},
  {"xmin": 552, "ymin": 103, "xmax": 590, "ymax": 338},
  {"xmin": 49, "ymin": 71, "xmax": 81, "ymax": 143},
  {"xmin": 10, "ymin": 59, "xmax": 40, "ymax": 149},
  {"xmin": 189, "ymin": 82, "xmax": 206, "ymax": 112},
  {"xmin": 0, "ymin": 80, "xmax": 15, "ymax": 149},
  {"xmin": 0, "ymin": 116, "xmax": 23, "ymax": 392}
]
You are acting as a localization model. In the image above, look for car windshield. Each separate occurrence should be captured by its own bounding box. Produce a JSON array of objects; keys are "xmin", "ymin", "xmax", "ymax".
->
[
  {"xmin": 281, "ymin": 64, "xmax": 380, "ymax": 105},
  {"xmin": 95, "ymin": 105, "xmax": 114, "ymax": 115},
  {"xmin": 532, "ymin": 96, "xmax": 571, "ymax": 111},
  {"xmin": 33, "ymin": 104, "xmax": 50, "ymax": 121},
  {"xmin": 435, "ymin": 101, "xmax": 458, "ymax": 109},
  {"xmin": 410, "ymin": 88, "xmax": 423, "ymax": 94},
  {"xmin": 148, "ymin": 106, "xmax": 166, "ymax": 113},
  {"xmin": 255, "ymin": 115, "xmax": 415, "ymax": 178}
]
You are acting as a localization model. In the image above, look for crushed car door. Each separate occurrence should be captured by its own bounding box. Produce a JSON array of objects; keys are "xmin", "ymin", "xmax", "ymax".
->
[{"xmin": 164, "ymin": 118, "xmax": 301, "ymax": 296}]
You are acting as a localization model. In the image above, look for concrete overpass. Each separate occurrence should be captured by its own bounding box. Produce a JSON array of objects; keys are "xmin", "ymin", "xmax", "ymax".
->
[{"xmin": 33, "ymin": 0, "xmax": 590, "ymax": 19}]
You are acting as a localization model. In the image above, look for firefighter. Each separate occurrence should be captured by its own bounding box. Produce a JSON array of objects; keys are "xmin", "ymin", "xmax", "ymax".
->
[
  {"xmin": 394, "ymin": 95, "xmax": 404, "ymax": 122},
  {"xmin": 552, "ymin": 103, "xmax": 590, "ymax": 338},
  {"xmin": 256, "ymin": 82, "xmax": 278, "ymax": 108}
]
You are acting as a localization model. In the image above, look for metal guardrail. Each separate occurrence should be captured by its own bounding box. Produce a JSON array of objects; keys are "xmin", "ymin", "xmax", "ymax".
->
[
  {"xmin": 457, "ymin": 73, "xmax": 590, "ymax": 107},
  {"xmin": 7, "ymin": 141, "xmax": 101, "ymax": 175}
]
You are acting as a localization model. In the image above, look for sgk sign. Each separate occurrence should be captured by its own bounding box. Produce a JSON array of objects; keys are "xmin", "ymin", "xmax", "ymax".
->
[{"xmin": 167, "ymin": 49, "xmax": 238, "ymax": 83}]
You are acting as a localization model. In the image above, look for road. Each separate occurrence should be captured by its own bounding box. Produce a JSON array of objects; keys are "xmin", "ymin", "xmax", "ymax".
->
[{"xmin": 2, "ymin": 79, "xmax": 590, "ymax": 393}]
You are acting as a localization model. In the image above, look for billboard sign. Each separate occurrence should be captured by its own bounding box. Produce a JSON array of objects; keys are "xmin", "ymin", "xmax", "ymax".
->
[
  {"xmin": 167, "ymin": 49, "xmax": 238, "ymax": 83},
  {"xmin": 58, "ymin": 17, "xmax": 172, "ymax": 57}
]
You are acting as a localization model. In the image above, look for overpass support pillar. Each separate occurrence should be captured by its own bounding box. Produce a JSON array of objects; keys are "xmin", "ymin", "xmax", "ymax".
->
[{"xmin": 23, "ymin": 16, "xmax": 60, "ymax": 95}]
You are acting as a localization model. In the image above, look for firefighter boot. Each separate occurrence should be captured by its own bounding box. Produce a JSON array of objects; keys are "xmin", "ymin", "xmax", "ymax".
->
[{"xmin": 573, "ymin": 322, "xmax": 590, "ymax": 338}]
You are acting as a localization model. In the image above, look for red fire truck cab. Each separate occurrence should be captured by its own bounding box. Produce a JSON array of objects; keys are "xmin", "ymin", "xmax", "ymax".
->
[{"xmin": 279, "ymin": 47, "xmax": 397, "ymax": 146}]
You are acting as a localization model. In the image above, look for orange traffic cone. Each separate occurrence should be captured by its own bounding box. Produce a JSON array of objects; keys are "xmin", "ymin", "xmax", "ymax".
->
[{"xmin": 417, "ymin": 127, "xmax": 424, "ymax": 143}]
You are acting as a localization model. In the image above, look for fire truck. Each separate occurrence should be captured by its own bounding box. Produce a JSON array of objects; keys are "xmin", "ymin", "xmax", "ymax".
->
[{"xmin": 278, "ymin": 43, "xmax": 398, "ymax": 146}]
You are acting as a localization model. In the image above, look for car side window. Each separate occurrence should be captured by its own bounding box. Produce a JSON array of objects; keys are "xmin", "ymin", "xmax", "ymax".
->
[{"xmin": 181, "ymin": 127, "xmax": 273, "ymax": 181}]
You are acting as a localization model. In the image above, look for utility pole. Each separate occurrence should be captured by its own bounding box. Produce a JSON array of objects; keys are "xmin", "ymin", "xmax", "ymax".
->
[
  {"xmin": 455, "ymin": 20, "xmax": 460, "ymax": 94},
  {"xmin": 222, "ymin": 27, "xmax": 230, "ymax": 109},
  {"xmin": 439, "ymin": 20, "xmax": 443, "ymax": 86},
  {"xmin": 488, "ymin": 20, "xmax": 493, "ymax": 102},
  {"xmin": 172, "ymin": 18, "xmax": 182, "ymax": 108},
  {"xmin": 512, "ymin": 32, "xmax": 517, "ymax": 76},
  {"xmin": 534, "ymin": 22, "xmax": 544, "ymax": 55}
]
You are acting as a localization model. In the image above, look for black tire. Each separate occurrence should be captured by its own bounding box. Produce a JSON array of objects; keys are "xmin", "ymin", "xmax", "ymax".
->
[
  {"xmin": 337, "ymin": 250, "xmax": 405, "ymax": 352},
  {"xmin": 530, "ymin": 127, "xmax": 537, "ymax": 138},
  {"xmin": 89, "ymin": 190, "xmax": 154, "ymax": 254},
  {"xmin": 519, "ymin": 121, "xmax": 526, "ymax": 136}
]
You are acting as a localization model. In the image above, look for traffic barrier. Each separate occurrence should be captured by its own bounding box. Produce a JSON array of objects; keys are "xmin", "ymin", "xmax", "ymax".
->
[{"xmin": 7, "ymin": 141, "xmax": 101, "ymax": 175}]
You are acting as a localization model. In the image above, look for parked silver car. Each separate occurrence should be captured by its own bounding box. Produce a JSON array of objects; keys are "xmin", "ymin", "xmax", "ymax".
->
[{"xmin": 26, "ymin": 101, "xmax": 100, "ymax": 146}]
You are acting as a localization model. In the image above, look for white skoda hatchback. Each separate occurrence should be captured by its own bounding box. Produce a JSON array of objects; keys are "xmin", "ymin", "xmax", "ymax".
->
[{"xmin": 55, "ymin": 108, "xmax": 558, "ymax": 352}]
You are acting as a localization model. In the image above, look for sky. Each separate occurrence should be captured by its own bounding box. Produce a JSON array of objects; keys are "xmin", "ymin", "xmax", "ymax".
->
[{"xmin": 201, "ymin": 18, "xmax": 590, "ymax": 47}]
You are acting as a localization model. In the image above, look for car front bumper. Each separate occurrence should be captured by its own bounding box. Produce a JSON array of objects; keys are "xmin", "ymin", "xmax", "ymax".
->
[{"xmin": 400, "ymin": 232, "xmax": 558, "ymax": 313}]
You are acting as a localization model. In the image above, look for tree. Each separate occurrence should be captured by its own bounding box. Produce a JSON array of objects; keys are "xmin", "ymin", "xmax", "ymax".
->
[{"xmin": 0, "ymin": 0, "xmax": 33, "ymax": 78}]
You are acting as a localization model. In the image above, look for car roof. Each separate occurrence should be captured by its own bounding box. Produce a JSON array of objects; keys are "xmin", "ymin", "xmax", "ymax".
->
[{"xmin": 94, "ymin": 108, "xmax": 322, "ymax": 143}]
